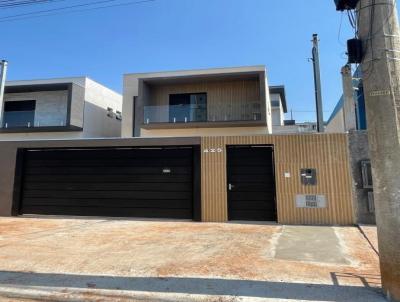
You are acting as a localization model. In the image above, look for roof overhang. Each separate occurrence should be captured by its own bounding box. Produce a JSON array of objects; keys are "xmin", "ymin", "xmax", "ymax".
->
[
  {"xmin": 4, "ymin": 83, "xmax": 71, "ymax": 94},
  {"xmin": 269, "ymin": 85, "xmax": 287, "ymax": 113},
  {"xmin": 126, "ymin": 65, "xmax": 266, "ymax": 85}
]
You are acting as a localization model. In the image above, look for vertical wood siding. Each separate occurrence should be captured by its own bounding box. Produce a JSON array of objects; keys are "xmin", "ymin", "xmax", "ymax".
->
[
  {"xmin": 150, "ymin": 78, "xmax": 260, "ymax": 122},
  {"xmin": 201, "ymin": 134, "xmax": 354, "ymax": 225}
]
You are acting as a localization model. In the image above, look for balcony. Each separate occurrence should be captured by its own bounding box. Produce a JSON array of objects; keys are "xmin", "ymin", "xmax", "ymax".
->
[
  {"xmin": 143, "ymin": 102, "xmax": 262, "ymax": 125},
  {"xmin": 2, "ymin": 110, "xmax": 66, "ymax": 129}
]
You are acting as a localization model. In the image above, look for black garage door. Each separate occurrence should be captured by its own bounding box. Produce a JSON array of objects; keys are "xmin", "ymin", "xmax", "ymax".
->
[
  {"xmin": 227, "ymin": 145, "xmax": 276, "ymax": 221},
  {"xmin": 15, "ymin": 147, "xmax": 200, "ymax": 220}
]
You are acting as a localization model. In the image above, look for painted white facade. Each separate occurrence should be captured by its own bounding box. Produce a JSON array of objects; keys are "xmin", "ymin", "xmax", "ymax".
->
[
  {"xmin": 270, "ymin": 92, "xmax": 285, "ymax": 126},
  {"xmin": 273, "ymin": 122, "xmax": 318, "ymax": 134},
  {"xmin": 0, "ymin": 77, "xmax": 122, "ymax": 140},
  {"xmin": 326, "ymin": 107, "xmax": 346, "ymax": 133}
]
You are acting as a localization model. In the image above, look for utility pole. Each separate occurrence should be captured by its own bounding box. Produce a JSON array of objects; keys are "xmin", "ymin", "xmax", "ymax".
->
[
  {"xmin": 341, "ymin": 64, "xmax": 357, "ymax": 131},
  {"xmin": 311, "ymin": 34, "xmax": 325, "ymax": 132},
  {"xmin": 357, "ymin": 0, "xmax": 400, "ymax": 300},
  {"xmin": 0, "ymin": 60, "xmax": 7, "ymax": 126}
]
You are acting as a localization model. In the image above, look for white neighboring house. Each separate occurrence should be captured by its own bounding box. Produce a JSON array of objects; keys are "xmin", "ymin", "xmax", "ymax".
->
[
  {"xmin": 273, "ymin": 121, "xmax": 318, "ymax": 134},
  {"xmin": 270, "ymin": 86, "xmax": 287, "ymax": 130},
  {"xmin": 269, "ymin": 86, "xmax": 317, "ymax": 134},
  {"xmin": 0, "ymin": 77, "xmax": 122, "ymax": 140}
]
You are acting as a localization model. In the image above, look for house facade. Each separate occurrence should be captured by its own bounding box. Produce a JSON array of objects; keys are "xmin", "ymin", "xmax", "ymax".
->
[
  {"xmin": 326, "ymin": 66, "xmax": 366, "ymax": 133},
  {"xmin": 0, "ymin": 77, "xmax": 122, "ymax": 140},
  {"xmin": 122, "ymin": 66, "xmax": 274, "ymax": 137},
  {"xmin": 0, "ymin": 66, "xmax": 356, "ymax": 226}
]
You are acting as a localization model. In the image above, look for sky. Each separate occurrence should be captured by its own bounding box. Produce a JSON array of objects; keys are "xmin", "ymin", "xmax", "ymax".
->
[{"xmin": 0, "ymin": 0, "xmax": 373, "ymax": 122}]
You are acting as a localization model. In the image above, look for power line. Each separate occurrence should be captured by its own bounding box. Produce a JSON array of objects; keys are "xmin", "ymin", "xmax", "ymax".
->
[
  {"xmin": 0, "ymin": 0, "xmax": 123, "ymax": 19},
  {"xmin": 0, "ymin": 0, "xmax": 60, "ymax": 9},
  {"xmin": 0, "ymin": 0, "xmax": 155, "ymax": 22}
]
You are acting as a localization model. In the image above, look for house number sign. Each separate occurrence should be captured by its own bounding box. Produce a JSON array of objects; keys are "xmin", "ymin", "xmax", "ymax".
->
[{"xmin": 203, "ymin": 148, "xmax": 223, "ymax": 153}]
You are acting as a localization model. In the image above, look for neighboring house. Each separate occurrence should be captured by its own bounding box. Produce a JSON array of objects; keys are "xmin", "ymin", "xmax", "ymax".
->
[
  {"xmin": 273, "ymin": 121, "xmax": 318, "ymax": 134},
  {"xmin": 326, "ymin": 66, "xmax": 374, "ymax": 224},
  {"xmin": 270, "ymin": 86, "xmax": 287, "ymax": 128},
  {"xmin": 0, "ymin": 77, "xmax": 122, "ymax": 140},
  {"xmin": 122, "ymin": 66, "xmax": 275, "ymax": 137},
  {"xmin": 326, "ymin": 67, "xmax": 366, "ymax": 133}
]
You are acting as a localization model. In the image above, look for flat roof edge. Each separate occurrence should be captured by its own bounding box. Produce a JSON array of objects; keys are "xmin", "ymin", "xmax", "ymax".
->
[{"xmin": 123, "ymin": 65, "xmax": 266, "ymax": 78}]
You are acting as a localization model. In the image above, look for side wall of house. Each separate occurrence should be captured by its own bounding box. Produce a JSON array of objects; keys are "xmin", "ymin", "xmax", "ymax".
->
[
  {"xmin": 270, "ymin": 93, "xmax": 285, "ymax": 126},
  {"xmin": 122, "ymin": 75, "xmax": 138, "ymax": 137},
  {"xmin": 264, "ymin": 76, "xmax": 272, "ymax": 134},
  {"xmin": 81, "ymin": 78, "xmax": 122, "ymax": 138},
  {"xmin": 348, "ymin": 130, "xmax": 375, "ymax": 224},
  {"xmin": 201, "ymin": 134, "xmax": 354, "ymax": 225},
  {"xmin": 326, "ymin": 108, "xmax": 345, "ymax": 133}
]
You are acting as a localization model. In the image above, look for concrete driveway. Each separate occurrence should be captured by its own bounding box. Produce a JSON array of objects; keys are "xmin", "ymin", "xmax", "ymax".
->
[{"xmin": 0, "ymin": 217, "xmax": 383, "ymax": 302}]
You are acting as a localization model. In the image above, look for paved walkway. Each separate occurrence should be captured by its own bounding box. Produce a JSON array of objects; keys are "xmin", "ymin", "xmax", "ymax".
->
[{"xmin": 0, "ymin": 217, "xmax": 384, "ymax": 301}]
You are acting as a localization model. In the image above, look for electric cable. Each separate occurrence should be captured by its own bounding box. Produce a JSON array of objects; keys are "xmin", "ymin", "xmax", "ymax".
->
[{"xmin": 0, "ymin": 0, "xmax": 155, "ymax": 22}]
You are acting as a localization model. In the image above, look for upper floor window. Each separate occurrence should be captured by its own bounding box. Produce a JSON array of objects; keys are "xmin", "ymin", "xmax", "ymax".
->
[
  {"xmin": 271, "ymin": 100, "xmax": 280, "ymax": 107},
  {"xmin": 3, "ymin": 100, "xmax": 36, "ymax": 128},
  {"xmin": 169, "ymin": 93, "xmax": 207, "ymax": 123}
]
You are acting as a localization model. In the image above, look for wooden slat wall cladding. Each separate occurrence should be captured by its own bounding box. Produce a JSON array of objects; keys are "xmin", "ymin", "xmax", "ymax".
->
[
  {"xmin": 201, "ymin": 134, "xmax": 354, "ymax": 225},
  {"xmin": 150, "ymin": 78, "xmax": 260, "ymax": 122}
]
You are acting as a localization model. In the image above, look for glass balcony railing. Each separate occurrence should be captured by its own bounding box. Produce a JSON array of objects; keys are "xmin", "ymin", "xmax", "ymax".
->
[
  {"xmin": 143, "ymin": 102, "xmax": 262, "ymax": 124},
  {"xmin": 144, "ymin": 104, "xmax": 207, "ymax": 124},
  {"xmin": 2, "ymin": 111, "xmax": 67, "ymax": 128}
]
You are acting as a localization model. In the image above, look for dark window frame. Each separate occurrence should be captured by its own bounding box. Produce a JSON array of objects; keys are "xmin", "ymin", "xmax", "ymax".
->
[
  {"xmin": 3, "ymin": 100, "xmax": 36, "ymax": 128},
  {"xmin": 271, "ymin": 100, "xmax": 280, "ymax": 107},
  {"xmin": 168, "ymin": 92, "xmax": 207, "ymax": 123}
]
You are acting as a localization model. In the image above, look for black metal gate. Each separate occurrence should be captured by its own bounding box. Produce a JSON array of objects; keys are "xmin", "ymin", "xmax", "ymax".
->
[{"xmin": 227, "ymin": 145, "xmax": 276, "ymax": 221}]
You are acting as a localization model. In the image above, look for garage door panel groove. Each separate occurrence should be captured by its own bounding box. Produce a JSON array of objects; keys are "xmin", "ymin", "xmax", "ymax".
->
[
  {"xmin": 23, "ymin": 190, "xmax": 192, "ymax": 200},
  {"xmin": 24, "ymin": 175, "xmax": 192, "ymax": 183},
  {"xmin": 25, "ymin": 158, "xmax": 193, "ymax": 168},
  {"xmin": 25, "ymin": 167, "xmax": 191, "ymax": 176},
  {"xmin": 24, "ymin": 182, "xmax": 192, "ymax": 192},
  {"xmin": 23, "ymin": 198, "xmax": 191, "ymax": 209},
  {"xmin": 25, "ymin": 149, "xmax": 193, "ymax": 160}
]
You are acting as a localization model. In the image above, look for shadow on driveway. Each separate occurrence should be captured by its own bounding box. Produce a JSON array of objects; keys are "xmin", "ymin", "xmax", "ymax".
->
[{"xmin": 0, "ymin": 271, "xmax": 385, "ymax": 302}]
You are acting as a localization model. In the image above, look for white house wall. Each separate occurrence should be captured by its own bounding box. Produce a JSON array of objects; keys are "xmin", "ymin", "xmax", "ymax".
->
[
  {"xmin": 81, "ymin": 78, "xmax": 122, "ymax": 138},
  {"xmin": 264, "ymin": 75, "xmax": 272, "ymax": 134},
  {"xmin": 326, "ymin": 108, "xmax": 345, "ymax": 133}
]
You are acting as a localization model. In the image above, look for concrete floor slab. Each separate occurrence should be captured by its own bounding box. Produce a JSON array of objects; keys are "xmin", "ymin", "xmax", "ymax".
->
[
  {"xmin": 275, "ymin": 226, "xmax": 350, "ymax": 264},
  {"xmin": 0, "ymin": 217, "xmax": 383, "ymax": 301}
]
